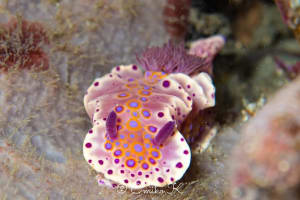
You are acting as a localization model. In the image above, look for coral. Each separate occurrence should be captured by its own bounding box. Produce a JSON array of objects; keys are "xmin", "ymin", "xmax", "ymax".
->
[{"xmin": 0, "ymin": 16, "xmax": 49, "ymax": 71}]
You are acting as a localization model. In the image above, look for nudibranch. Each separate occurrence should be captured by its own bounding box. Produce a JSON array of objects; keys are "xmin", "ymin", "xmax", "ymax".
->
[{"xmin": 83, "ymin": 35, "xmax": 225, "ymax": 189}]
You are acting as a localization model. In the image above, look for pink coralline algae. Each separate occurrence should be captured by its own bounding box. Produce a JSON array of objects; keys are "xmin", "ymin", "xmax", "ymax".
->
[
  {"xmin": 83, "ymin": 36, "xmax": 225, "ymax": 189},
  {"xmin": 0, "ymin": 17, "xmax": 49, "ymax": 72}
]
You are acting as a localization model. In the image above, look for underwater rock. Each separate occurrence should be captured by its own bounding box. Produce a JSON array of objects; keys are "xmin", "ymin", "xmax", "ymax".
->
[{"xmin": 230, "ymin": 76, "xmax": 300, "ymax": 200}]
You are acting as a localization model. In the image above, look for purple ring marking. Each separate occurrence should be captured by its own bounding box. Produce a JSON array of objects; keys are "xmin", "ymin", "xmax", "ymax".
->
[
  {"xmin": 148, "ymin": 126, "xmax": 157, "ymax": 133},
  {"xmin": 149, "ymin": 158, "xmax": 156, "ymax": 164},
  {"xmin": 140, "ymin": 97, "xmax": 147, "ymax": 102},
  {"xmin": 116, "ymin": 106, "xmax": 123, "ymax": 112},
  {"xmin": 114, "ymin": 150, "xmax": 122, "ymax": 156},
  {"xmin": 134, "ymin": 144, "xmax": 143, "ymax": 152},
  {"xmin": 145, "ymin": 134, "xmax": 151, "ymax": 139},
  {"xmin": 129, "ymin": 102, "xmax": 138, "ymax": 108},
  {"xmin": 142, "ymin": 110, "xmax": 150, "ymax": 117},
  {"xmin": 126, "ymin": 159, "xmax": 136, "ymax": 167},
  {"xmin": 129, "ymin": 120, "xmax": 138, "ymax": 128},
  {"xmin": 142, "ymin": 163, "xmax": 149, "ymax": 169},
  {"xmin": 151, "ymin": 151, "xmax": 159, "ymax": 158},
  {"xmin": 105, "ymin": 143, "xmax": 112, "ymax": 150}
]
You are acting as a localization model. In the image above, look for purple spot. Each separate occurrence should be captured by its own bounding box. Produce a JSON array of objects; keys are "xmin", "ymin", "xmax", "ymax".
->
[
  {"xmin": 116, "ymin": 142, "xmax": 120, "ymax": 146},
  {"xmin": 85, "ymin": 143, "xmax": 92, "ymax": 148},
  {"xmin": 132, "ymin": 112, "xmax": 138, "ymax": 117},
  {"xmin": 129, "ymin": 120, "xmax": 138, "ymax": 128},
  {"xmin": 116, "ymin": 66, "xmax": 120, "ymax": 71},
  {"xmin": 123, "ymin": 143, "xmax": 128, "ymax": 148},
  {"xmin": 166, "ymin": 169, "xmax": 170, "ymax": 172},
  {"xmin": 178, "ymin": 86, "xmax": 182, "ymax": 89},
  {"xmin": 131, "ymin": 174, "xmax": 135, "ymax": 177},
  {"xmin": 140, "ymin": 97, "xmax": 147, "ymax": 102},
  {"xmin": 114, "ymin": 159, "xmax": 120, "ymax": 164},
  {"xmin": 145, "ymin": 134, "xmax": 151, "ymax": 139},
  {"xmin": 187, "ymin": 96, "xmax": 191, "ymax": 101},
  {"xmin": 187, "ymin": 84, "xmax": 191, "ymax": 89},
  {"xmin": 176, "ymin": 162, "xmax": 183, "ymax": 168},
  {"xmin": 109, "ymin": 74, "xmax": 113, "ymax": 77},
  {"xmin": 130, "ymin": 134, "xmax": 135, "ymax": 138},
  {"xmin": 145, "ymin": 175, "xmax": 149, "ymax": 178},
  {"xmin": 145, "ymin": 143, "xmax": 150, "ymax": 148},
  {"xmin": 193, "ymin": 93, "xmax": 195, "ymax": 97},
  {"xmin": 134, "ymin": 144, "xmax": 143, "ymax": 152},
  {"xmin": 116, "ymin": 106, "xmax": 123, "ymax": 112},
  {"xmin": 155, "ymin": 168, "xmax": 159, "ymax": 172},
  {"xmin": 171, "ymin": 177, "xmax": 174, "ymax": 182},
  {"xmin": 128, "ymin": 78, "xmax": 134, "ymax": 82},
  {"xmin": 98, "ymin": 160, "xmax": 104, "ymax": 165},
  {"xmin": 139, "ymin": 156, "xmax": 143, "ymax": 161},
  {"xmin": 158, "ymin": 112, "xmax": 164, "ymax": 118},
  {"xmin": 157, "ymin": 177, "xmax": 164, "ymax": 183},
  {"xmin": 108, "ymin": 169, "xmax": 113, "ymax": 174},
  {"xmin": 132, "ymin": 65, "xmax": 138, "ymax": 70},
  {"xmin": 129, "ymin": 102, "xmax": 138, "ymax": 108},
  {"xmin": 125, "ymin": 152, "xmax": 130, "ymax": 156},
  {"xmin": 112, "ymin": 183, "xmax": 117, "ymax": 188},
  {"xmin": 136, "ymin": 180, "xmax": 141, "ymax": 185},
  {"xmin": 142, "ymin": 163, "xmax": 149, "ymax": 169},
  {"xmin": 144, "ymin": 85, "xmax": 150, "ymax": 90},
  {"xmin": 94, "ymin": 82, "xmax": 99, "ymax": 86},
  {"xmin": 162, "ymin": 80, "xmax": 170, "ymax": 88},
  {"xmin": 119, "ymin": 93, "xmax": 127, "ymax": 97},
  {"xmin": 96, "ymin": 109, "xmax": 99, "ymax": 112},
  {"xmin": 124, "ymin": 179, "xmax": 128, "ymax": 183},
  {"xmin": 88, "ymin": 159, "xmax": 92, "ymax": 163},
  {"xmin": 114, "ymin": 150, "xmax": 122, "ymax": 156},
  {"xmin": 117, "ymin": 125, "xmax": 122, "ymax": 130},
  {"xmin": 142, "ymin": 110, "xmax": 150, "ymax": 117},
  {"xmin": 142, "ymin": 90, "xmax": 150, "ymax": 95},
  {"xmin": 148, "ymin": 126, "xmax": 157, "ymax": 133},
  {"xmin": 88, "ymin": 129, "xmax": 93, "ymax": 134},
  {"xmin": 138, "ymin": 171, "xmax": 142, "ymax": 176},
  {"xmin": 184, "ymin": 150, "xmax": 189, "ymax": 155},
  {"xmin": 120, "ymin": 170, "xmax": 124, "ymax": 174},
  {"xmin": 151, "ymin": 151, "xmax": 159, "ymax": 158},
  {"xmin": 149, "ymin": 158, "xmax": 156, "ymax": 164},
  {"xmin": 126, "ymin": 159, "xmax": 136, "ymax": 167},
  {"xmin": 211, "ymin": 93, "xmax": 215, "ymax": 98},
  {"xmin": 120, "ymin": 134, "xmax": 125, "ymax": 139},
  {"xmin": 180, "ymin": 138, "xmax": 184, "ymax": 142},
  {"xmin": 105, "ymin": 143, "xmax": 112, "ymax": 150}
]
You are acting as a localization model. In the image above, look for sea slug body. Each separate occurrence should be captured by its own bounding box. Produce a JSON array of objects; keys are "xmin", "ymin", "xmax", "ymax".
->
[{"xmin": 83, "ymin": 36, "xmax": 225, "ymax": 189}]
